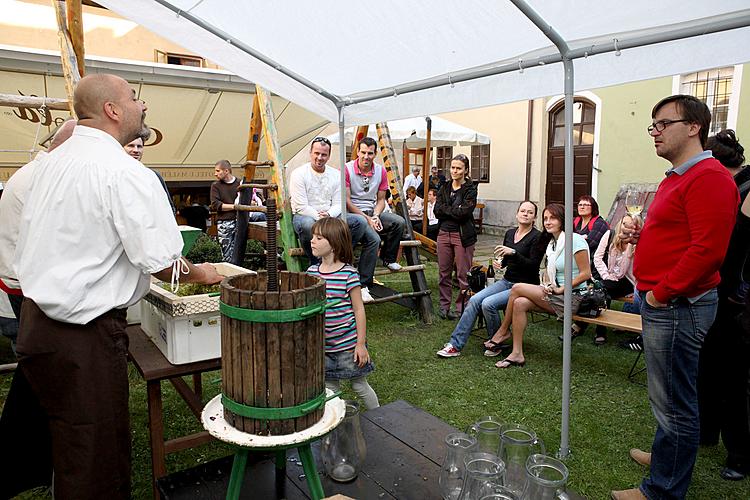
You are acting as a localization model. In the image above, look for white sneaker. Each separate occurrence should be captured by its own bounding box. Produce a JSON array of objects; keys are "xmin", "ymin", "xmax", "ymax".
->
[
  {"xmin": 386, "ymin": 262, "xmax": 402, "ymax": 271},
  {"xmin": 361, "ymin": 287, "xmax": 374, "ymax": 303},
  {"xmin": 437, "ymin": 343, "xmax": 461, "ymax": 358}
]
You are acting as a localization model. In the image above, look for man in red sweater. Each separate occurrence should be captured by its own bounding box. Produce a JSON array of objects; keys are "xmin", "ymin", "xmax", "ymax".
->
[{"xmin": 611, "ymin": 96, "xmax": 739, "ymax": 500}]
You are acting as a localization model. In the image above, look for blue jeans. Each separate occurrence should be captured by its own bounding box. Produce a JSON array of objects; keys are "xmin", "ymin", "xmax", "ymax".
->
[
  {"xmin": 292, "ymin": 215, "xmax": 377, "ymax": 285},
  {"xmin": 348, "ymin": 214, "xmax": 381, "ymax": 287},
  {"xmin": 449, "ymin": 279, "xmax": 513, "ymax": 350},
  {"xmin": 639, "ymin": 289, "xmax": 718, "ymax": 500}
]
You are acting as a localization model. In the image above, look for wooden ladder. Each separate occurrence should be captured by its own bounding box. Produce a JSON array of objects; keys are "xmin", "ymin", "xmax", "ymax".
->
[{"xmin": 232, "ymin": 109, "xmax": 434, "ymax": 322}]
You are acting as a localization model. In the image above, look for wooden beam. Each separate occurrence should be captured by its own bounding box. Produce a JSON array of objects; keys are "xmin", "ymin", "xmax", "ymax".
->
[
  {"xmin": 256, "ymin": 85, "xmax": 301, "ymax": 272},
  {"xmin": 52, "ymin": 0, "xmax": 81, "ymax": 116},
  {"xmin": 231, "ymin": 95, "xmax": 263, "ymax": 266},
  {"xmin": 350, "ymin": 125, "xmax": 370, "ymax": 161},
  {"xmin": 422, "ymin": 117, "xmax": 431, "ymax": 232},
  {"xmin": 0, "ymin": 94, "xmax": 69, "ymax": 110},
  {"xmin": 244, "ymin": 95, "xmax": 262, "ymax": 181},
  {"xmin": 66, "ymin": 0, "xmax": 85, "ymax": 77}
]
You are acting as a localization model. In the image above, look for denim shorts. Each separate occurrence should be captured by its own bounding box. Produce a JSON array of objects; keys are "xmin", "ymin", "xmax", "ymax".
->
[
  {"xmin": 325, "ymin": 349, "xmax": 375, "ymax": 380},
  {"xmin": 545, "ymin": 292, "xmax": 583, "ymax": 319}
]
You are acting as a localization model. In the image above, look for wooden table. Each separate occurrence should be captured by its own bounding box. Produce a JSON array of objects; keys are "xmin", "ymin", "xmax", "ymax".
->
[
  {"xmin": 156, "ymin": 400, "xmax": 586, "ymax": 499},
  {"xmin": 126, "ymin": 325, "xmax": 221, "ymax": 499}
]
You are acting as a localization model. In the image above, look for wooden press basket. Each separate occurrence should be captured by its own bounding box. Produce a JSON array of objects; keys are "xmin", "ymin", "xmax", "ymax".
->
[{"xmin": 219, "ymin": 271, "xmax": 326, "ymax": 435}]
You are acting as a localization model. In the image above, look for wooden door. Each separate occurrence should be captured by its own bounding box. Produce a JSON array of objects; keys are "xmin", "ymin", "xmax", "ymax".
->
[
  {"xmin": 403, "ymin": 147, "xmax": 425, "ymax": 180},
  {"xmin": 545, "ymin": 100, "xmax": 595, "ymax": 207}
]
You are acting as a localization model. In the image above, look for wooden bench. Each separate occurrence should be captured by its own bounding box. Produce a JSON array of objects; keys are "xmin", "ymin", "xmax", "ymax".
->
[
  {"xmin": 473, "ymin": 202, "xmax": 485, "ymax": 234},
  {"xmin": 572, "ymin": 309, "xmax": 641, "ymax": 334},
  {"xmin": 572, "ymin": 309, "xmax": 644, "ymax": 382}
]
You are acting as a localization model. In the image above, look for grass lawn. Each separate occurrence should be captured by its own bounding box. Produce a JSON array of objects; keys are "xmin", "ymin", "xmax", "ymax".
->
[{"xmin": 2, "ymin": 260, "xmax": 749, "ymax": 499}]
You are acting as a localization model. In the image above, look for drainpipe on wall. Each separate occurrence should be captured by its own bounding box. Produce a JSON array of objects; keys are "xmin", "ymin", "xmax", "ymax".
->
[{"xmin": 524, "ymin": 99, "xmax": 534, "ymax": 201}]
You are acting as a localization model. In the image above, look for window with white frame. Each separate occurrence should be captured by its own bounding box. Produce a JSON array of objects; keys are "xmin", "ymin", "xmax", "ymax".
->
[{"xmin": 679, "ymin": 67, "xmax": 739, "ymax": 135}]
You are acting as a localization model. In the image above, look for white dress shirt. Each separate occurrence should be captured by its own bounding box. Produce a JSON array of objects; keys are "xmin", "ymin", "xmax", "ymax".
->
[
  {"xmin": 0, "ymin": 151, "xmax": 47, "ymax": 289},
  {"xmin": 289, "ymin": 163, "xmax": 342, "ymax": 219},
  {"xmin": 15, "ymin": 126, "xmax": 182, "ymax": 324},
  {"xmin": 403, "ymin": 173, "xmax": 422, "ymax": 192}
]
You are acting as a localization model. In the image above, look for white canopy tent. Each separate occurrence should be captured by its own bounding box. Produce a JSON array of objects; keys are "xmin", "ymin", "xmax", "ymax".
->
[
  {"xmin": 97, "ymin": 0, "xmax": 750, "ymax": 456},
  {"xmin": 326, "ymin": 116, "xmax": 491, "ymax": 148}
]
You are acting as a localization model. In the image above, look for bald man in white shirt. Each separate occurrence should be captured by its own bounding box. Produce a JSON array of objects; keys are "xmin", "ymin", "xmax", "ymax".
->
[{"xmin": 3, "ymin": 74, "xmax": 222, "ymax": 500}]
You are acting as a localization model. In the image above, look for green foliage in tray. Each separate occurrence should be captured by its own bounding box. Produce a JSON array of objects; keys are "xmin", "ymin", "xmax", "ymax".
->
[
  {"xmin": 185, "ymin": 234, "xmax": 223, "ymax": 264},
  {"xmin": 159, "ymin": 282, "xmax": 221, "ymax": 297}
]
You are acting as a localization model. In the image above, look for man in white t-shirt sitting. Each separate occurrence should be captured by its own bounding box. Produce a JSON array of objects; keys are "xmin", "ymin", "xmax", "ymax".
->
[
  {"xmin": 289, "ymin": 137, "xmax": 379, "ymax": 301},
  {"xmin": 403, "ymin": 164, "xmax": 422, "ymax": 192},
  {"xmin": 346, "ymin": 137, "xmax": 405, "ymax": 279}
]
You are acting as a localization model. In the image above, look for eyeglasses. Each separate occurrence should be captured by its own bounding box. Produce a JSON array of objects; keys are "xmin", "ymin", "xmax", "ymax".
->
[
  {"xmin": 647, "ymin": 119, "xmax": 689, "ymax": 134},
  {"xmin": 361, "ymin": 175, "xmax": 370, "ymax": 192},
  {"xmin": 312, "ymin": 136, "xmax": 331, "ymax": 147},
  {"xmin": 578, "ymin": 202, "xmax": 591, "ymax": 207}
]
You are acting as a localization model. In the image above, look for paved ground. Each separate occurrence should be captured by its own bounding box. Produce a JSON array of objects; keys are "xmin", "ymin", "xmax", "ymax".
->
[{"xmin": 472, "ymin": 232, "xmax": 498, "ymax": 266}]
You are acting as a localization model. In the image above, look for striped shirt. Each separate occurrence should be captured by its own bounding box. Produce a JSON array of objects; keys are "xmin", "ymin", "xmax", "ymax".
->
[{"xmin": 307, "ymin": 263, "xmax": 360, "ymax": 352}]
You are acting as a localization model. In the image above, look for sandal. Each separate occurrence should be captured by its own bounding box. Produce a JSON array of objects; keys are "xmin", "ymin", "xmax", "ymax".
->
[
  {"xmin": 558, "ymin": 326, "xmax": 583, "ymax": 342},
  {"xmin": 483, "ymin": 341, "xmax": 509, "ymax": 357},
  {"xmin": 594, "ymin": 333, "xmax": 607, "ymax": 346},
  {"xmin": 495, "ymin": 357, "xmax": 526, "ymax": 369},
  {"xmin": 483, "ymin": 335, "xmax": 510, "ymax": 349}
]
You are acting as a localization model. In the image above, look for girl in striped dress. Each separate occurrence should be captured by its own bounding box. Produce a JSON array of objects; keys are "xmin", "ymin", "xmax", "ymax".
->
[{"xmin": 308, "ymin": 217, "xmax": 379, "ymax": 409}]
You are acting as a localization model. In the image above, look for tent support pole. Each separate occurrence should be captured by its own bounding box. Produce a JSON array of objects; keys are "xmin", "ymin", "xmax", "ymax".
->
[
  {"xmin": 337, "ymin": 104, "xmax": 347, "ymax": 218},
  {"xmin": 559, "ymin": 57, "xmax": 574, "ymax": 459},
  {"xmin": 509, "ymin": 0, "xmax": 575, "ymax": 459}
]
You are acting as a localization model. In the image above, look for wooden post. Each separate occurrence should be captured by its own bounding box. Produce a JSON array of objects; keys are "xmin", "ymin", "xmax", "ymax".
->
[
  {"xmin": 421, "ymin": 117, "xmax": 432, "ymax": 235},
  {"xmin": 66, "ymin": 0, "xmax": 85, "ymax": 77},
  {"xmin": 256, "ymin": 85, "xmax": 301, "ymax": 272},
  {"xmin": 376, "ymin": 123, "xmax": 433, "ymax": 323},
  {"xmin": 0, "ymin": 94, "xmax": 69, "ymax": 110},
  {"xmin": 52, "ymin": 0, "xmax": 81, "ymax": 116},
  {"xmin": 231, "ymin": 95, "xmax": 263, "ymax": 266},
  {"xmin": 350, "ymin": 125, "xmax": 370, "ymax": 161}
]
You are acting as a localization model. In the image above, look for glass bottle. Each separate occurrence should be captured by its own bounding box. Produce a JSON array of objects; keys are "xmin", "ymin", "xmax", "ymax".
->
[
  {"xmin": 439, "ymin": 432, "xmax": 478, "ymax": 500},
  {"xmin": 321, "ymin": 400, "xmax": 367, "ymax": 482},
  {"xmin": 486, "ymin": 259, "xmax": 496, "ymax": 286}
]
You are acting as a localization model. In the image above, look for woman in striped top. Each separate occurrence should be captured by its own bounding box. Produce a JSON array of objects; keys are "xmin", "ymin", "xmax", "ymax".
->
[{"xmin": 307, "ymin": 217, "xmax": 379, "ymax": 409}]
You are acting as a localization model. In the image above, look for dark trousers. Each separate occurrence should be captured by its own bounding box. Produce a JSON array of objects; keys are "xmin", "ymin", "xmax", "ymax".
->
[
  {"xmin": 13, "ymin": 299, "xmax": 131, "ymax": 500},
  {"xmin": 698, "ymin": 297, "xmax": 750, "ymax": 470}
]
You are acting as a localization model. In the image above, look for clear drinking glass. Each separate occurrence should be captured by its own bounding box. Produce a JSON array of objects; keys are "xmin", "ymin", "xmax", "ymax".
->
[
  {"xmin": 321, "ymin": 400, "xmax": 367, "ymax": 482},
  {"xmin": 458, "ymin": 452, "xmax": 507, "ymax": 500},
  {"xmin": 499, "ymin": 423, "xmax": 545, "ymax": 496},
  {"xmin": 439, "ymin": 432, "xmax": 479, "ymax": 500},
  {"xmin": 466, "ymin": 416, "xmax": 504, "ymax": 455},
  {"xmin": 521, "ymin": 454, "xmax": 570, "ymax": 500}
]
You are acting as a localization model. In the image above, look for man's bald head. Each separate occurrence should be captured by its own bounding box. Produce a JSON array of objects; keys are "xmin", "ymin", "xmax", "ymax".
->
[
  {"xmin": 74, "ymin": 74, "xmax": 127, "ymax": 120},
  {"xmin": 73, "ymin": 73, "xmax": 147, "ymax": 146},
  {"xmin": 48, "ymin": 119, "xmax": 77, "ymax": 152}
]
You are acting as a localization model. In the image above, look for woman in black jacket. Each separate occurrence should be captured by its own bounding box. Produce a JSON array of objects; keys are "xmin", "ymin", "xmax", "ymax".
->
[{"xmin": 434, "ymin": 154, "xmax": 478, "ymax": 319}]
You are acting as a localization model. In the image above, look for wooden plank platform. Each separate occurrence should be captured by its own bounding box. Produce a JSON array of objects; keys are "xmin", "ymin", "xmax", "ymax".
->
[
  {"xmin": 572, "ymin": 310, "xmax": 642, "ymax": 334},
  {"xmin": 156, "ymin": 400, "xmax": 586, "ymax": 499}
]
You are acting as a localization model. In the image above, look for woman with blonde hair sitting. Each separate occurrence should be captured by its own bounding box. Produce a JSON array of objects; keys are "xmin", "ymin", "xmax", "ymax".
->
[
  {"xmin": 590, "ymin": 213, "xmax": 637, "ymax": 345},
  {"xmin": 485, "ymin": 203, "xmax": 592, "ymax": 368}
]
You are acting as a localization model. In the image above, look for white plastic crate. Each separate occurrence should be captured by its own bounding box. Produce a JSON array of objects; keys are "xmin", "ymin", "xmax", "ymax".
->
[{"xmin": 140, "ymin": 262, "xmax": 254, "ymax": 364}]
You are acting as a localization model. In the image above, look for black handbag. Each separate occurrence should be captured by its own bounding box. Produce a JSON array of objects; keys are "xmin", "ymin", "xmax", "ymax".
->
[
  {"xmin": 576, "ymin": 280, "xmax": 609, "ymax": 318},
  {"xmin": 467, "ymin": 265, "xmax": 487, "ymax": 293}
]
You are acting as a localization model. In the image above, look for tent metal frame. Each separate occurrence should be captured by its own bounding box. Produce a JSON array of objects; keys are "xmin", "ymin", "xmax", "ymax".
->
[{"xmin": 150, "ymin": 0, "xmax": 750, "ymax": 459}]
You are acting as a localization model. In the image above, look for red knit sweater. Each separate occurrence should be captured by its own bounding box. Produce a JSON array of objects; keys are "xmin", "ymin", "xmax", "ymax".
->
[{"xmin": 634, "ymin": 157, "xmax": 739, "ymax": 303}]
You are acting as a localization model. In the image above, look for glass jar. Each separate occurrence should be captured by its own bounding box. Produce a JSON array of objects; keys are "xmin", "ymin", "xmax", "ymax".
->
[
  {"xmin": 522, "ymin": 454, "xmax": 570, "ymax": 500},
  {"xmin": 458, "ymin": 452, "xmax": 506, "ymax": 500},
  {"xmin": 321, "ymin": 400, "xmax": 367, "ymax": 482},
  {"xmin": 439, "ymin": 432, "xmax": 478, "ymax": 500}
]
